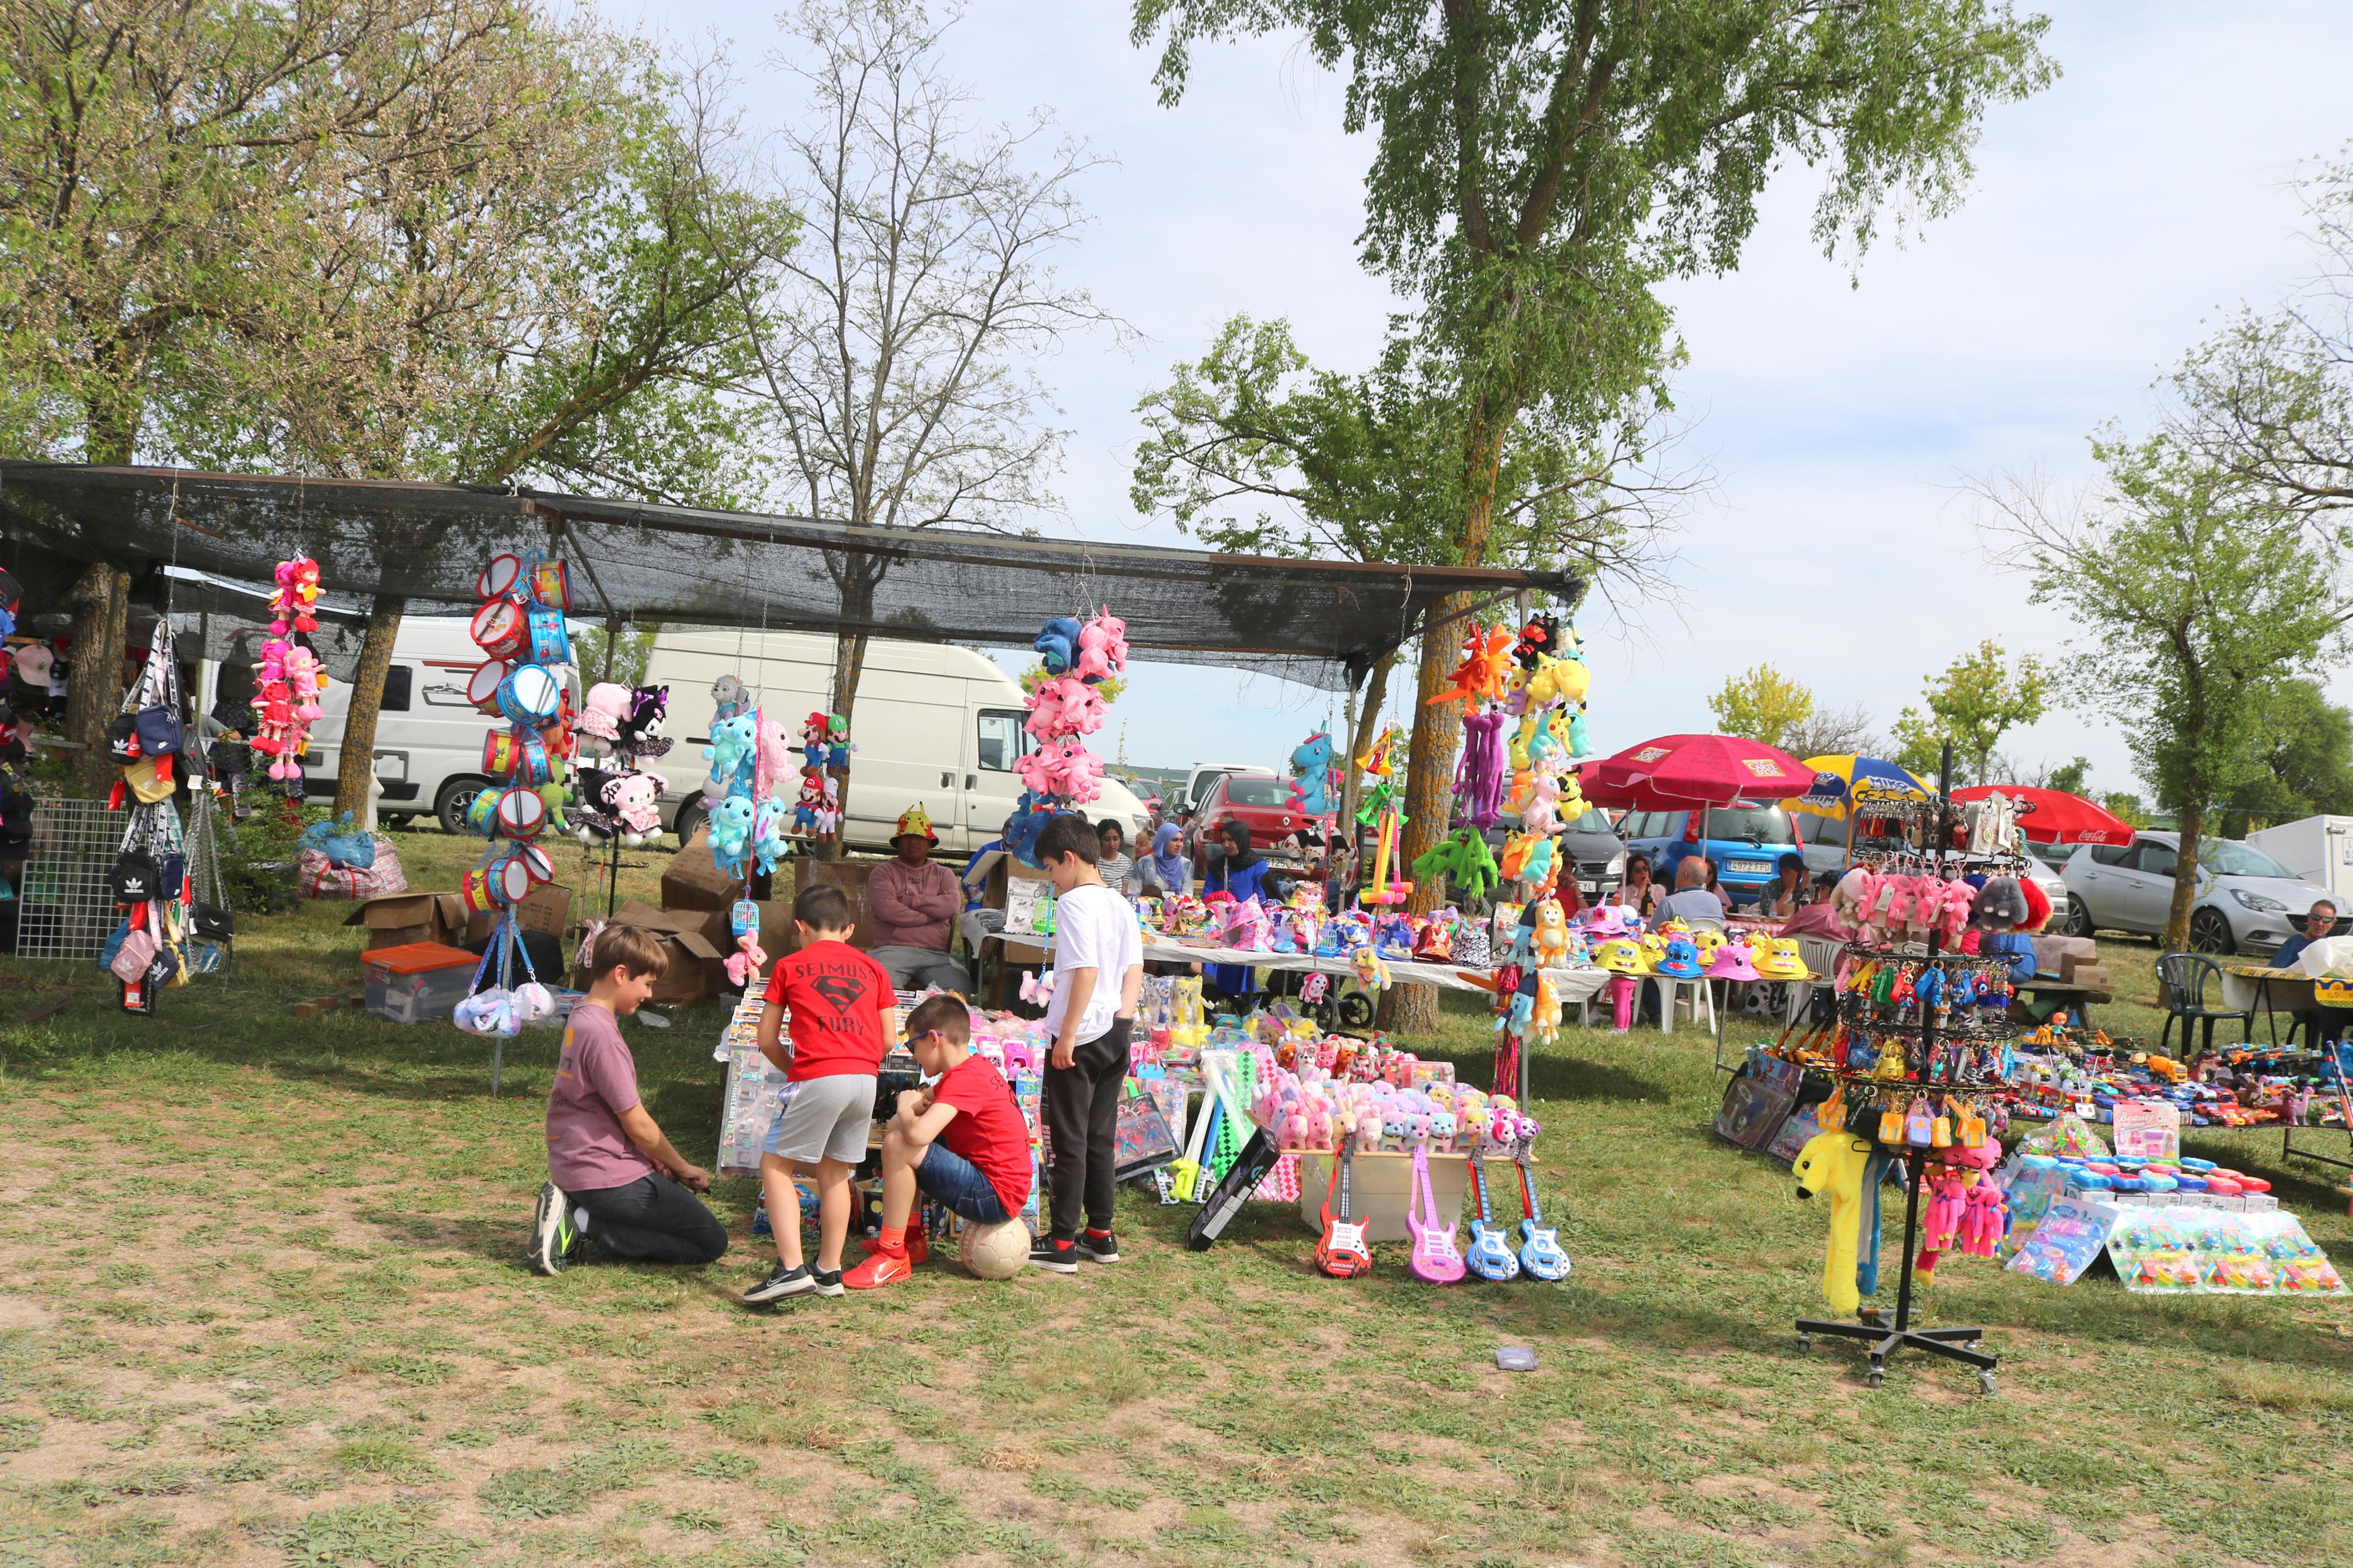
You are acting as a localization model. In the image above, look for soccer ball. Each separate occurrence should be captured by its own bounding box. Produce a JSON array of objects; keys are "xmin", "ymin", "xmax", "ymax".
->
[{"xmin": 957, "ymin": 1218, "xmax": 1031, "ymax": 1281}]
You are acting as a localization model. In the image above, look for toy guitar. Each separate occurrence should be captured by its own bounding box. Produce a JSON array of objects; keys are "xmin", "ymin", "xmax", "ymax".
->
[
  {"xmin": 1314, "ymin": 1128, "xmax": 1373, "ymax": 1279},
  {"xmin": 1464, "ymin": 1150, "xmax": 1522, "ymax": 1281},
  {"xmin": 1513, "ymin": 1133, "xmax": 1571, "ymax": 1281},
  {"xmin": 1406, "ymin": 1133, "xmax": 1465, "ymax": 1283},
  {"xmin": 1186, "ymin": 1125, "xmax": 1279, "ymax": 1251}
]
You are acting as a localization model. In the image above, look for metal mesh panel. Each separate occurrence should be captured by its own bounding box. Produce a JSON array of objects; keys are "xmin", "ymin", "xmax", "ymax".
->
[
  {"xmin": 10, "ymin": 797, "xmax": 119, "ymax": 961},
  {"xmin": 2, "ymin": 464, "xmax": 1582, "ymax": 693}
]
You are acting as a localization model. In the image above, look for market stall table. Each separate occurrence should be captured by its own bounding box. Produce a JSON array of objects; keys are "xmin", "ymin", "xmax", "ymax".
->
[
  {"xmin": 2218, "ymin": 965, "xmax": 2326, "ymax": 1048},
  {"xmin": 984, "ymin": 930, "xmax": 1611, "ymax": 1007}
]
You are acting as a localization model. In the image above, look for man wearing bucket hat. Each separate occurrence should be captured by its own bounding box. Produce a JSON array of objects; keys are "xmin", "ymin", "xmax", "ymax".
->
[{"xmin": 867, "ymin": 805, "xmax": 968, "ymax": 994}]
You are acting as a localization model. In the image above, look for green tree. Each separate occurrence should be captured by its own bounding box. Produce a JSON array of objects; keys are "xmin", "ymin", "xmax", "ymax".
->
[
  {"xmin": 1889, "ymin": 640, "xmax": 2049, "ymax": 788},
  {"xmin": 2102, "ymin": 791, "xmax": 2150, "ymax": 829},
  {"xmin": 1706, "ymin": 664, "xmax": 1815, "ymax": 753},
  {"xmin": 2213, "ymin": 678, "xmax": 2353, "ymax": 837},
  {"xmin": 2047, "ymin": 756, "xmax": 2091, "ymax": 797},
  {"xmin": 1131, "ymin": 0, "xmax": 2056, "ymax": 1024},
  {"xmin": 1983, "ymin": 436, "xmax": 2353, "ymax": 952}
]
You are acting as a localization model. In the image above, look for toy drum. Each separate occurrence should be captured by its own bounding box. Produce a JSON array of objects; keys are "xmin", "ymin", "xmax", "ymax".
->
[
  {"xmin": 517, "ymin": 842, "xmax": 555, "ymax": 886},
  {"xmin": 464, "ymin": 787, "xmax": 502, "ymax": 837},
  {"xmin": 514, "ymin": 736, "xmax": 553, "ymax": 787},
  {"xmin": 460, "ymin": 867, "xmax": 501, "ymax": 913},
  {"xmin": 477, "ymin": 553, "xmax": 524, "ymax": 600},
  {"xmin": 466, "ymin": 659, "xmax": 509, "ymax": 714},
  {"xmin": 495, "ymin": 664, "xmax": 560, "ymax": 727},
  {"xmin": 482, "ymin": 730, "xmax": 523, "ymax": 779},
  {"xmin": 529, "ymin": 559, "xmax": 570, "ymax": 610},
  {"xmin": 470, "ymin": 598, "xmax": 527, "ymax": 657},
  {"xmin": 495, "ymin": 787, "xmax": 546, "ymax": 840},
  {"xmin": 492, "ymin": 853, "xmax": 534, "ymax": 905},
  {"xmin": 525, "ymin": 605, "xmax": 570, "ymax": 668}
]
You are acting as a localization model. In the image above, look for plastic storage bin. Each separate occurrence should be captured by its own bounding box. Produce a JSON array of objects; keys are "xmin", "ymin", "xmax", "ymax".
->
[{"xmin": 363, "ymin": 942, "xmax": 480, "ymax": 1025}]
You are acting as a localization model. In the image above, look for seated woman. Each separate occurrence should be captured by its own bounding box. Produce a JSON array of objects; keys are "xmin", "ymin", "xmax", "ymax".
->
[
  {"xmin": 1619, "ymin": 855, "xmax": 1662, "ymax": 921},
  {"xmin": 1754, "ymin": 854, "xmax": 1811, "ymax": 921},
  {"xmin": 1133, "ymin": 822, "xmax": 1190, "ymax": 896},
  {"xmin": 1201, "ymin": 821, "xmax": 1281, "ymax": 1001}
]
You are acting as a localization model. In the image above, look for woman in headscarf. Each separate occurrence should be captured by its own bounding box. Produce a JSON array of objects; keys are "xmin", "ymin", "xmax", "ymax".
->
[
  {"xmin": 1202, "ymin": 821, "xmax": 1277, "ymax": 1000},
  {"xmin": 1134, "ymin": 822, "xmax": 1190, "ymax": 895}
]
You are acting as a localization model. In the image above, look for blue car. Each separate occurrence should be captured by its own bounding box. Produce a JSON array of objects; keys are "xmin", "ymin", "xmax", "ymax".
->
[{"xmin": 1619, "ymin": 804, "xmax": 1804, "ymax": 910}]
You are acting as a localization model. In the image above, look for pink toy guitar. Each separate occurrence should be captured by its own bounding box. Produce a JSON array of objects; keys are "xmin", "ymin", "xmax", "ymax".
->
[{"xmin": 1406, "ymin": 1133, "xmax": 1465, "ymax": 1283}]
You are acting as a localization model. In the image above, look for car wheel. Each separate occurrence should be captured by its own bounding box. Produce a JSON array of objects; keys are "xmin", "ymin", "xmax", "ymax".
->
[
  {"xmin": 2064, "ymin": 895, "xmax": 2095, "ymax": 938},
  {"xmin": 2189, "ymin": 908, "xmax": 2235, "ymax": 955},
  {"xmin": 435, "ymin": 777, "xmax": 490, "ymax": 836},
  {"xmin": 672, "ymin": 798, "xmax": 707, "ymax": 844}
]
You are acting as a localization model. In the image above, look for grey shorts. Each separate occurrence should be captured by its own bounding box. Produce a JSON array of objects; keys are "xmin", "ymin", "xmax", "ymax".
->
[{"xmin": 762, "ymin": 1074, "xmax": 875, "ymax": 1167}]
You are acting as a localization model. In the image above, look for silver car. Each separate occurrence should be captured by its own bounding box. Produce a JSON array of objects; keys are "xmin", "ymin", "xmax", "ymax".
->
[{"xmin": 2057, "ymin": 831, "xmax": 2331, "ymax": 954}]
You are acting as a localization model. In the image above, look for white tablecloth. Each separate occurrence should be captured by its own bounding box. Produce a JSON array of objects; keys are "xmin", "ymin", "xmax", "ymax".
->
[{"xmin": 985, "ymin": 930, "xmax": 1610, "ymax": 1003}]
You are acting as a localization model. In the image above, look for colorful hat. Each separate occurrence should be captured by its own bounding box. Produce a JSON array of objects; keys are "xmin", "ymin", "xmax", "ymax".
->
[
  {"xmin": 1654, "ymin": 936, "xmax": 1703, "ymax": 979},
  {"xmin": 1751, "ymin": 936, "xmax": 1809, "ymax": 981},
  {"xmin": 13, "ymin": 644, "xmax": 52, "ymax": 686},
  {"xmin": 1706, "ymin": 943, "xmax": 1760, "ymax": 982},
  {"xmin": 1582, "ymin": 906, "xmax": 1631, "ymax": 939},
  {"xmin": 1634, "ymin": 933, "xmax": 1666, "ymax": 973},
  {"xmin": 894, "ymin": 803, "xmax": 938, "ymax": 844},
  {"xmin": 1595, "ymin": 937, "xmax": 1645, "ymax": 976},
  {"xmin": 1657, "ymin": 916, "xmax": 1691, "ymax": 937},
  {"xmin": 1690, "ymin": 928, "xmax": 1726, "ymax": 966}
]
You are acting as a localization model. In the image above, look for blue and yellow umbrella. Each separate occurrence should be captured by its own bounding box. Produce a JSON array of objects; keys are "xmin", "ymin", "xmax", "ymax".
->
[{"xmin": 1786, "ymin": 753, "xmax": 1929, "ymax": 819}]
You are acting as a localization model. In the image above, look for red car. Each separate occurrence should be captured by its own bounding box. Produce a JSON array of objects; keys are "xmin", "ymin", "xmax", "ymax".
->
[{"xmin": 1188, "ymin": 770, "xmax": 1313, "ymax": 872}]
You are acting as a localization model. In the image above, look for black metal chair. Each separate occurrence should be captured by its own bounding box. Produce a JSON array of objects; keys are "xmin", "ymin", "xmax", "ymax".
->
[{"xmin": 2155, "ymin": 952, "xmax": 2255, "ymax": 1061}]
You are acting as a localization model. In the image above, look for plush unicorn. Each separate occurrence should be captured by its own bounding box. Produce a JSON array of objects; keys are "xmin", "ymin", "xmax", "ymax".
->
[{"xmin": 1289, "ymin": 731, "xmax": 1338, "ymax": 815}]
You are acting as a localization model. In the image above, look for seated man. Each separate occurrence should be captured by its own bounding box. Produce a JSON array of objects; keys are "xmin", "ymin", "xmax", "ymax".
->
[
  {"xmin": 2270, "ymin": 899, "xmax": 2345, "ymax": 1047},
  {"xmin": 867, "ymin": 805, "xmax": 968, "ymax": 993},
  {"xmin": 843, "ymin": 992, "xmax": 1034, "ymax": 1289},
  {"xmin": 1657, "ymin": 855, "xmax": 1727, "ymax": 927}
]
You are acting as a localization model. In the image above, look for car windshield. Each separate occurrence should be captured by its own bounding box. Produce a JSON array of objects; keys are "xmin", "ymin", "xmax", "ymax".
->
[
  {"xmin": 1224, "ymin": 777, "xmax": 1294, "ymax": 808},
  {"xmin": 1567, "ymin": 808, "xmax": 1616, "ymax": 835},
  {"xmin": 1700, "ymin": 806, "xmax": 1795, "ymax": 844},
  {"xmin": 2201, "ymin": 840, "xmax": 2291, "ymax": 879}
]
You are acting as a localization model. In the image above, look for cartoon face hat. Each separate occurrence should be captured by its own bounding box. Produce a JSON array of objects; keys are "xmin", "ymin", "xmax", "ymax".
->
[
  {"xmin": 1595, "ymin": 936, "xmax": 1645, "ymax": 976},
  {"xmin": 1706, "ymin": 942, "xmax": 1761, "ymax": 982},
  {"xmin": 1657, "ymin": 916, "xmax": 1691, "ymax": 937},
  {"xmin": 1654, "ymin": 936, "xmax": 1703, "ymax": 979},
  {"xmin": 1582, "ymin": 906, "xmax": 1630, "ymax": 939},
  {"xmin": 1750, "ymin": 936, "xmax": 1809, "ymax": 980},
  {"xmin": 1634, "ymin": 933, "xmax": 1666, "ymax": 973},
  {"xmin": 893, "ymin": 803, "xmax": 938, "ymax": 845},
  {"xmin": 1690, "ymin": 928, "xmax": 1726, "ymax": 966}
]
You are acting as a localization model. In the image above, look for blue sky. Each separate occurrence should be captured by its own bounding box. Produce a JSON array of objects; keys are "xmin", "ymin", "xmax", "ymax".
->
[{"xmin": 619, "ymin": 1, "xmax": 2353, "ymax": 798}]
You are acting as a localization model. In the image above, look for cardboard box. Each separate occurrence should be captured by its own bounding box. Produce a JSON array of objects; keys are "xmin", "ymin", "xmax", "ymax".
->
[
  {"xmin": 785, "ymin": 860, "xmax": 876, "ymax": 952},
  {"xmin": 661, "ymin": 828, "xmax": 741, "ymax": 912},
  {"xmin": 466, "ymin": 883, "xmax": 571, "ymax": 944},
  {"xmin": 2065, "ymin": 961, "xmax": 2113, "ymax": 994},
  {"xmin": 345, "ymin": 891, "xmax": 467, "ymax": 950},
  {"xmin": 605, "ymin": 900, "xmax": 726, "ymax": 1004},
  {"xmin": 1290, "ymin": 1149, "xmax": 1470, "ymax": 1244}
]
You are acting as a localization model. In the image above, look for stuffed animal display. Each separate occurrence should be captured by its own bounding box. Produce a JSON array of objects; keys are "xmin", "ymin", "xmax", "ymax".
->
[
  {"xmin": 1008, "ymin": 607, "xmax": 1127, "ymax": 865},
  {"xmin": 249, "ymin": 557, "xmax": 326, "ymax": 790}
]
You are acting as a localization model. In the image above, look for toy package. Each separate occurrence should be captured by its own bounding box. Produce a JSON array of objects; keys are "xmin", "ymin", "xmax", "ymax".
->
[{"xmin": 2004, "ymin": 1196, "xmax": 2118, "ymax": 1285}]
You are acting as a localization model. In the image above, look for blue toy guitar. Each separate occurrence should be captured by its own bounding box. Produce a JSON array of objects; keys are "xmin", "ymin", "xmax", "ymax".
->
[
  {"xmin": 1513, "ymin": 1134, "xmax": 1571, "ymax": 1281},
  {"xmin": 1464, "ymin": 1151, "xmax": 1522, "ymax": 1282}
]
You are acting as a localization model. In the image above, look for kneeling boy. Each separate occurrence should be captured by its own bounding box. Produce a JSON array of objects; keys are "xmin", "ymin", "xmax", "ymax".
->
[{"xmin": 843, "ymin": 993, "xmax": 1033, "ymax": 1289}]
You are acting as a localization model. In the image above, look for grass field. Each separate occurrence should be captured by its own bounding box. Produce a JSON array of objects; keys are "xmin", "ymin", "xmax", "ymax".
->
[{"xmin": 4, "ymin": 821, "xmax": 2353, "ymax": 1567}]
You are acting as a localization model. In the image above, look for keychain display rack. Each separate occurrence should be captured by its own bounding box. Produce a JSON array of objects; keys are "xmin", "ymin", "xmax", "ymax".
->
[{"xmin": 1794, "ymin": 744, "xmax": 2014, "ymax": 1396}]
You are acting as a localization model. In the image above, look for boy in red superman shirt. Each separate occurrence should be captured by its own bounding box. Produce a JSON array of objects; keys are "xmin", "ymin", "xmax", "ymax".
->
[{"xmin": 741, "ymin": 883, "xmax": 895, "ymax": 1304}]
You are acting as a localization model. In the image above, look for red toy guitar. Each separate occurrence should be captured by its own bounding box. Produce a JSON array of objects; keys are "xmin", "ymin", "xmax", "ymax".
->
[{"xmin": 1315, "ymin": 1121, "xmax": 1372, "ymax": 1279}]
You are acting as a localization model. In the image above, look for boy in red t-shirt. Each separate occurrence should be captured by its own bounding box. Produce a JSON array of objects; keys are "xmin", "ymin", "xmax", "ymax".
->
[
  {"xmin": 843, "ymin": 992, "xmax": 1034, "ymax": 1290},
  {"xmin": 743, "ymin": 884, "xmax": 896, "ymax": 1303}
]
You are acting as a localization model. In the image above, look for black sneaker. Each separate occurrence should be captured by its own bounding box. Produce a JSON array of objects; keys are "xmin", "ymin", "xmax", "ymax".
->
[
  {"xmin": 743, "ymin": 1262, "xmax": 815, "ymax": 1303},
  {"xmin": 528, "ymin": 1182, "xmax": 576, "ymax": 1277},
  {"xmin": 1075, "ymin": 1231, "xmax": 1121, "ymax": 1264},
  {"xmin": 1028, "ymin": 1239, "xmax": 1079, "ymax": 1274},
  {"xmin": 810, "ymin": 1267, "xmax": 845, "ymax": 1298}
]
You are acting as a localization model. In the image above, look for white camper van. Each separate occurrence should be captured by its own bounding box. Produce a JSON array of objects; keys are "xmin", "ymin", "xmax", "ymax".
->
[
  {"xmin": 2246, "ymin": 815, "xmax": 2353, "ymax": 906},
  {"xmin": 639, "ymin": 628, "xmax": 1151, "ymax": 854},
  {"xmin": 279, "ymin": 616, "xmax": 566, "ymax": 830}
]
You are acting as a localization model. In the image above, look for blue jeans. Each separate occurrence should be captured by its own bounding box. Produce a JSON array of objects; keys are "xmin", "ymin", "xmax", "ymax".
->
[{"xmin": 915, "ymin": 1144, "xmax": 1013, "ymax": 1225}]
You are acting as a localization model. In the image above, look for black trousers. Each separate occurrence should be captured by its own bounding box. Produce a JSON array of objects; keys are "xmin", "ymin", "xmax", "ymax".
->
[
  {"xmin": 1042, "ymin": 1021, "xmax": 1130, "ymax": 1241},
  {"xmin": 566, "ymin": 1174, "xmax": 731, "ymax": 1265}
]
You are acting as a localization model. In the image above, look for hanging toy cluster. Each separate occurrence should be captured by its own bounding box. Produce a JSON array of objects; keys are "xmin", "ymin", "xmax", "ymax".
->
[
  {"xmin": 250, "ymin": 556, "xmax": 325, "ymax": 792},
  {"xmin": 792, "ymin": 711, "xmax": 850, "ymax": 844},
  {"xmin": 452, "ymin": 551, "xmax": 573, "ymax": 1037},
  {"xmin": 1006, "ymin": 608, "xmax": 1127, "ymax": 865},
  {"xmin": 1354, "ymin": 724, "xmax": 1410, "ymax": 908},
  {"xmin": 106, "ymin": 620, "xmax": 196, "ymax": 1014},
  {"xmin": 573, "ymin": 680, "xmax": 673, "ymax": 848}
]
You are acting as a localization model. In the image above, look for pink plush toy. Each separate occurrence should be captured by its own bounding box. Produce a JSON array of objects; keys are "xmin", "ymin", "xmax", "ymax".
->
[
  {"xmin": 724, "ymin": 928, "xmax": 769, "ymax": 989},
  {"xmin": 1913, "ymin": 1163, "xmax": 1972, "ymax": 1284},
  {"xmin": 1958, "ymin": 1177, "xmax": 2007, "ymax": 1257},
  {"xmin": 579, "ymin": 682, "xmax": 629, "ymax": 742}
]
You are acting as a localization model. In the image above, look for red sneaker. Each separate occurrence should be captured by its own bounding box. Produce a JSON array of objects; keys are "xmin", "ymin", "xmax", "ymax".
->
[
  {"xmin": 843, "ymin": 1250, "xmax": 914, "ymax": 1290},
  {"xmin": 860, "ymin": 1233, "xmax": 929, "ymax": 1264}
]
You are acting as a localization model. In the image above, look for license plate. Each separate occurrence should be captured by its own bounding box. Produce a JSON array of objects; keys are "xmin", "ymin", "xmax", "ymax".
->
[{"xmin": 1729, "ymin": 859, "xmax": 1770, "ymax": 876}]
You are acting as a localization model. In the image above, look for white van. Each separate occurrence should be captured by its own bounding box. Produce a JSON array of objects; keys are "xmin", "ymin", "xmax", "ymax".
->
[
  {"xmin": 639, "ymin": 628, "xmax": 1151, "ymax": 854},
  {"xmin": 2246, "ymin": 815, "xmax": 2353, "ymax": 905}
]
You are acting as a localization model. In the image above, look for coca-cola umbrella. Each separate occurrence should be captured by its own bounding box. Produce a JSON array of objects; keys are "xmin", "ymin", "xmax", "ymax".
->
[
  {"xmin": 1581, "ymin": 733, "xmax": 1813, "ymax": 812},
  {"xmin": 1950, "ymin": 785, "xmax": 2135, "ymax": 847}
]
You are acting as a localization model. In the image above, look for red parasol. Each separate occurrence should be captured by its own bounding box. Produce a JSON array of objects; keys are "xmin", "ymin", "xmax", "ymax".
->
[
  {"xmin": 1580, "ymin": 733, "xmax": 1812, "ymax": 810},
  {"xmin": 1949, "ymin": 785, "xmax": 2135, "ymax": 847}
]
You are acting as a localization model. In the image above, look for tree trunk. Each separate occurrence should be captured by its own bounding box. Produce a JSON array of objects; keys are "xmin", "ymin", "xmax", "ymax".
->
[
  {"xmin": 62, "ymin": 563, "xmax": 132, "ymax": 794},
  {"xmin": 335, "ymin": 596, "xmax": 405, "ymax": 820},
  {"xmin": 2164, "ymin": 797, "xmax": 2204, "ymax": 954}
]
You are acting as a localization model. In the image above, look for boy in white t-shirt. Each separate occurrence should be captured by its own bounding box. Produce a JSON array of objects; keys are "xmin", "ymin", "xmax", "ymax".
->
[{"xmin": 1028, "ymin": 812, "xmax": 1144, "ymax": 1272}]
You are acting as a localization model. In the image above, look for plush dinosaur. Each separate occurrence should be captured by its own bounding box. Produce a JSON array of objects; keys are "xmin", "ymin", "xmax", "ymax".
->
[
  {"xmin": 1793, "ymin": 1130, "xmax": 1875, "ymax": 1317},
  {"xmin": 1411, "ymin": 827, "xmax": 1499, "ymax": 900}
]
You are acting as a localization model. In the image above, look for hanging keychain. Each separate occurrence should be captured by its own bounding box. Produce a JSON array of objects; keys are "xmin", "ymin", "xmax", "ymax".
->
[{"xmin": 1904, "ymin": 1096, "xmax": 1934, "ymax": 1147}]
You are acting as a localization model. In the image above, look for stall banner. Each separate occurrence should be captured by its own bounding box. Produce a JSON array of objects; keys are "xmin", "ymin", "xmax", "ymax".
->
[
  {"xmin": 2004, "ymin": 1196, "xmax": 2120, "ymax": 1285},
  {"xmin": 2107, "ymin": 1207, "xmax": 2347, "ymax": 1296},
  {"xmin": 2110, "ymin": 1100, "xmax": 2181, "ymax": 1161},
  {"xmin": 1005, "ymin": 879, "xmax": 1053, "ymax": 938}
]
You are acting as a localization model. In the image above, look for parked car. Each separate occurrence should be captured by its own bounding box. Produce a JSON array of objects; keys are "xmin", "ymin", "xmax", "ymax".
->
[
  {"xmin": 2057, "ymin": 831, "xmax": 2336, "ymax": 954},
  {"xmin": 1559, "ymin": 807, "xmax": 1631, "ymax": 902},
  {"xmin": 1172, "ymin": 761, "xmax": 1258, "ymax": 822},
  {"xmin": 1620, "ymin": 803, "xmax": 1802, "ymax": 909},
  {"xmin": 1187, "ymin": 770, "xmax": 1315, "ymax": 872}
]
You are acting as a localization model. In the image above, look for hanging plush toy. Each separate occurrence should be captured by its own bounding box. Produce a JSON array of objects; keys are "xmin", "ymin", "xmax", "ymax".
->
[{"xmin": 1290, "ymin": 731, "xmax": 1338, "ymax": 815}]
